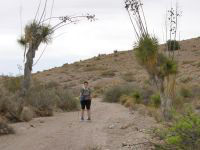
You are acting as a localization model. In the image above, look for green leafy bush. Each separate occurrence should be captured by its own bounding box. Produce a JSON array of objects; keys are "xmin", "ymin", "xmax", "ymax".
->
[{"xmin": 154, "ymin": 112, "xmax": 200, "ymax": 150}]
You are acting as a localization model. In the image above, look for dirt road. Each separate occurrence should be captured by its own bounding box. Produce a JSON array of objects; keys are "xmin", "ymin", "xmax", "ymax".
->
[{"xmin": 0, "ymin": 98, "xmax": 157, "ymax": 150}]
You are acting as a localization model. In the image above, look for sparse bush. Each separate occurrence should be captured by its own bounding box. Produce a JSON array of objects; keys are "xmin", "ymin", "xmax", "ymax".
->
[
  {"xmin": 173, "ymin": 95, "xmax": 185, "ymax": 110},
  {"xmin": 167, "ymin": 40, "xmax": 180, "ymax": 51},
  {"xmin": 150, "ymin": 93, "xmax": 161, "ymax": 108},
  {"xmin": 124, "ymin": 96, "xmax": 135, "ymax": 108},
  {"xmin": 0, "ymin": 92, "xmax": 22, "ymax": 122},
  {"xmin": 101, "ymin": 70, "xmax": 115, "ymax": 77},
  {"xmin": 122, "ymin": 72, "xmax": 135, "ymax": 82},
  {"xmin": 103, "ymin": 86, "xmax": 124, "ymax": 103},
  {"xmin": 154, "ymin": 112, "xmax": 200, "ymax": 150},
  {"xmin": 55, "ymin": 89, "xmax": 79, "ymax": 111},
  {"xmin": 103, "ymin": 84, "xmax": 134, "ymax": 103},
  {"xmin": 120, "ymin": 95, "xmax": 129, "ymax": 105},
  {"xmin": 3, "ymin": 76, "xmax": 22, "ymax": 93},
  {"xmin": 130, "ymin": 91, "xmax": 142, "ymax": 104},
  {"xmin": 26, "ymin": 88, "xmax": 57, "ymax": 117},
  {"xmin": 45, "ymin": 81, "xmax": 60, "ymax": 89},
  {"xmin": 147, "ymin": 107, "xmax": 162, "ymax": 122},
  {"xmin": 179, "ymin": 86, "xmax": 192, "ymax": 98}
]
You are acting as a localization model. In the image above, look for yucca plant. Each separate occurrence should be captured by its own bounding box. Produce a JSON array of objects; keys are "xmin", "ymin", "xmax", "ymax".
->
[
  {"xmin": 18, "ymin": 22, "xmax": 53, "ymax": 93},
  {"xmin": 135, "ymin": 36, "xmax": 159, "ymax": 75},
  {"xmin": 18, "ymin": 0, "xmax": 95, "ymax": 95},
  {"xmin": 124, "ymin": 0, "xmax": 180, "ymax": 121}
]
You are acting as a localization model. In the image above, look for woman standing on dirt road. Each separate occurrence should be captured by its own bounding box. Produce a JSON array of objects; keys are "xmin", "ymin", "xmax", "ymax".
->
[{"xmin": 80, "ymin": 81, "xmax": 92, "ymax": 121}]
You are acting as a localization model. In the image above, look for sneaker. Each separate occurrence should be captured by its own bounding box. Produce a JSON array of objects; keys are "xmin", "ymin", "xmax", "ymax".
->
[
  {"xmin": 80, "ymin": 117, "xmax": 84, "ymax": 121},
  {"xmin": 87, "ymin": 118, "xmax": 91, "ymax": 121}
]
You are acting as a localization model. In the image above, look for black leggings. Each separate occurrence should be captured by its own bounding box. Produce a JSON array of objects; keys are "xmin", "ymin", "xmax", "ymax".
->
[{"xmin": 80, "ymin": 100, "xmax": 91, "ymax": 110}]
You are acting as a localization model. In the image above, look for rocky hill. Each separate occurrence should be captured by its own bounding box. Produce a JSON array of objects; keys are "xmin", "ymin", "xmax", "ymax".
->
[{"xmin": 33, "ymin": 37, "xmax": 200, "ymax": 95}]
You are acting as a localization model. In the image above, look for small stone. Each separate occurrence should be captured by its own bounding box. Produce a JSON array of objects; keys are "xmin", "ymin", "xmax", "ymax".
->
[
  {"xmin": 108, "ymin": 125, "xmax": 115, "ymax": 129},
  {"xmin": 135, "ymin": 127, "xmax": 139, "ymax": 131},
  {"xmin": 30, "ymin": 124, "xmax": 35, "ymax": 128},
  {"xmin": 39, "ymin": 120, "xmax": 45, "ymax": 123},
  {"xmin": 122, "ymin": 142, "xmax": 128, "ymax": 147}
]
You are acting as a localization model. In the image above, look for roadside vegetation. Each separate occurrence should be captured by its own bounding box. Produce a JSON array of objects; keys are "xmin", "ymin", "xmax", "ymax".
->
[{"xmin": 0, "ymin": 76, "xmax": 79, "ymax": 124}]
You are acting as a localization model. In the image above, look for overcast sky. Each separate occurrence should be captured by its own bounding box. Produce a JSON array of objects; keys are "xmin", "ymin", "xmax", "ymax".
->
[{"xmin": 0, "ymin": 0, "xmax": 199, "ymax": 75}]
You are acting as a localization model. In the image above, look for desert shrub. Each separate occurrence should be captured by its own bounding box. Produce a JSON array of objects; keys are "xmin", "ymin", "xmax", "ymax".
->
[
  {"xmin": 45, "ymin": 81, "xmax": 60, "ymax": 89},
  {"xmin": 150, "ymin": 92, "xmax": 161, "ymax": 108},
  {"xmin": 180, "ymin": 76, "xmax": 192, "ymax": 83},
  {"xmin": 167, "ymin": 40, "xmax": 180, "ymax": 51},
  {"xmin": 101, "ymin": 70, "xmax": 115, "ymax": 77},
  {"xmin": 197, "ymin": 62, "xmax": 200, "ymax": 68},
  {"xmin": 122, "ymin": 72, "xmax": 135, "ymax": 82},
  {"xmin": 130, "ymin": 91, "xmax": 142, "ymax": 104},
  {"xmin": 124, "ymin": 96, "xmax": 135, "ymax": 108},
  {"xmin": 0, "ymin": 91, "xmax": 23, "ymax": 122},
  {"xmin": 103, "ymin": 86, "xmax": 124, "ymax": 103},
  {"xmin": 154, "ymin": 112, "xmax": 200, "ymax": 150},
  {"xmin": 3, "ymin": 76, "xmax": 22, "ymax": 93},
  {"xmin": 147, "ymin": 107, "xmax": 162, "ymax": 122},
  {"xmin": 55, "ymin": 88, "xmax": 79, "ymax": 111},
  {"xmin": 103, "ymin": 84, "xmax": 134, "ymax": 103},
  {"xmin": 0, "ymin": 119, "xmax": 14, "ymax": 136},
  {"xmin": 190, "ymin": 85, "xmax": 200, "ymax": 98},
  {"xmin": 26, "ymin": 88, "xmax": 57, "ymax": 117},
  {"xmin": 120, "ymin": 95, "xmax": 135, "ymax": 107},
  {"xmin": 179, "ymin": 86, "xmax": 192, "ymax": 98},
  {"xmin": 120, "ymin": 95, "xmax": 129, "ymax": 105},
  {"xmin": 172, "ymin": 95, "xmax": 185, "ymax": 110}
]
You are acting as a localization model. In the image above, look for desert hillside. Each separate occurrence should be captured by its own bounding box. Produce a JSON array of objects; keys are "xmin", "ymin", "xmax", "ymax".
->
[{"xmin": 33, "ymin": 37, "xmax": 200, "ymax": 94}]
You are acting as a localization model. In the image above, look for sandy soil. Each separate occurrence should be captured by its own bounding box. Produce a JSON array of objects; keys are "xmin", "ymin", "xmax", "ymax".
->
[{"xmin": 0, "ymin": 99, "xmax": 157, "ymax": 150}]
